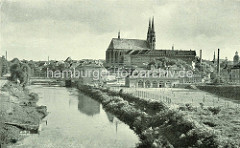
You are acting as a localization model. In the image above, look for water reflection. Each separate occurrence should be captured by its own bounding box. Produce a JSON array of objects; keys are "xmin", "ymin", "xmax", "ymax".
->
[
  {"xmin": 106, "ymin": 112, "xmax": 114, "ymax": 123},
  {"xmin": 78, "ymin": 93, "xmax": 100, "ymax": 116},
  {"xmin": 10, "ymin": 87, "xmax": 139, "ymax": 148}
]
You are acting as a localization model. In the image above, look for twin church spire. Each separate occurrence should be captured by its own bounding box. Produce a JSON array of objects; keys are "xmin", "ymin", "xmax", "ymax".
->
[
  {"xmin": 147, "ymin": 17, "xmax": 156, "ymax": 50},
  {"xmin": 117, "ymin": 17, "xmax": 156, "ymax": 50}
]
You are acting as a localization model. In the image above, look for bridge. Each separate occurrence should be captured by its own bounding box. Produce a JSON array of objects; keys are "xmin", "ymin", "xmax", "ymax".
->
[
  {"xmin": 30, "ymin": 77, "xmax": 77, "ymax": 87},
  {"xmin": 30, "ymin": 77, "xmax": 65, "ymax": 86}
]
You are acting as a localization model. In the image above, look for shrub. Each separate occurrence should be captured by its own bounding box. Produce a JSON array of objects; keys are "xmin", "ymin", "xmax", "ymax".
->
[
  {"xmin": 29, "ymin": 92, "xmax": 39, "ymax": 101},
  {"xmin": 77, "ymin": 84, "xmax": 225, "ymax": 148},
  {"xmin": 9, "ymin": 63, "xmax": 30, "ymax": 86},
  {"xmin": 208, "ymin": 107, "xmax": 221, "ymax": 115}
]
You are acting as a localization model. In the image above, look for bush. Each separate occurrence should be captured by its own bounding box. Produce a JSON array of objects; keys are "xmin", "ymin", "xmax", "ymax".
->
[
  {"xmin": 77, "ymin": 84, "xmax": 226, "ymax": 148},
  {"xmin": 208, "ymin": 107, "xmax": 221, "ymax": 115},
  {"xmin": 9, "ymin": 63, "xmax": 30, "ymax": 86},
  {"xmin": 29, "ymin": 92, "xmax": 39, "ymax": 101}
]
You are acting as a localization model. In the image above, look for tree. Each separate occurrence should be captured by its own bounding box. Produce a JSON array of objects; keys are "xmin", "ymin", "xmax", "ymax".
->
[
  {"xmin": 57, "ymin": 63, "xmax": 69, "ymax": 72},
  {"xmin": 212, "ymin": 75, "xmax": 225, "ymax": 84},
  {"xmin": 9, "ymin": 63, "xmax": 30, "ymax": 86},
  {"xmin": 195, "ymin": 62, "xmax": 214, "ymax": 77}
]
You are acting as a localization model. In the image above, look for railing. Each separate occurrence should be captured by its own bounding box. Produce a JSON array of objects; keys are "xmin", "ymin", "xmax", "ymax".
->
[{"xmin": 109, "ymin": 87, "xmax": 240, "ymax": 109}]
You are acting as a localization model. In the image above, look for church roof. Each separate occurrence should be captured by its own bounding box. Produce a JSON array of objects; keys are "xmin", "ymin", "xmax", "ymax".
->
[
  {"xmin": 124, "ymin": 49, "xmax": 196, "ymax": 56},
  {"xmin": 65, "ymin": 57, "xmax": 72, "ymax": 62},
  {"xmin": 108, "ymin": 38, "xmax": 150, "ymax": 50}
]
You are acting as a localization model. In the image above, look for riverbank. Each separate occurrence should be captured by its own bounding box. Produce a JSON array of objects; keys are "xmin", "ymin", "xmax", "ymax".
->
[
  {"xmin": 9, "ymin": 86, "xmax": 139, "ymax": 148},
  {"xmin": 77, "ymin": 84, "xmax": 240, "ymax": 148},
  {"xmin": 0, "ymin": 81, "xmax": 47, "ymax": 147}
]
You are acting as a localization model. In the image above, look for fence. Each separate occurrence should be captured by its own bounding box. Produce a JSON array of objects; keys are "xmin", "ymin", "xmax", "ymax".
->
[{"xmin": 109, "ymin": 87, "xmax": 240, "ymax": 109}]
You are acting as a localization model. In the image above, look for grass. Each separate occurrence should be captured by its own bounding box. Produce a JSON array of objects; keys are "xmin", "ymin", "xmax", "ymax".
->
[
  {"xmin": 109, "ymin": 87, "xmax": 239, "ymax": 108},
  {"xmin": 185, "ymin": 106, "xmax": 240, "ymax": 147},
  {"xmin": 108, "ymin": 87, "xmax": 240, "ymax": 147},
  {"xmin": 0, "ymin": 81, "xmax": 47, "ymax": 145},
  {"xmin": 77, "ymin": 84, "xmax": 233, "ymax": 148}
]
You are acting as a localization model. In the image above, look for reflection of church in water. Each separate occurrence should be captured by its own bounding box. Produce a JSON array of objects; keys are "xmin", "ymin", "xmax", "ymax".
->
[
  {"xmin": 78, "ymin": 94, "xmax": 100, "ymax": 116},
  {"xmin": 77, "ymin": 94, "xmax": 119, "ymax": 126}
]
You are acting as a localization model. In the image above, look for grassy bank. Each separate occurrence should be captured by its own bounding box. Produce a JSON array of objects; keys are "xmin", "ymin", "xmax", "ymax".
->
[
  {"xmin": 76, "ymin": 84, "xmax": 238, "ymax": 148},
  {"xmin": 0, "ymin": 81, "xmax": 47, "ymax": 147}
]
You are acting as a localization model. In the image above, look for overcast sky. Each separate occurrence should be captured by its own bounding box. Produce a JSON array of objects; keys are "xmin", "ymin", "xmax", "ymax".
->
[{"xmin": 1, "ymin": 0, "xmax": 240, "ymax": 61}]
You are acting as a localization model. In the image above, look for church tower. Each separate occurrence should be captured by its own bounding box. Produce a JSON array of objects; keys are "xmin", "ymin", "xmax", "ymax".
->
[
  {"xmin": 147, "ymin": 19, "xmax": 151, "ymax": 43},
  {"xmin": 147, "ymin": 17, "xmax": 156, "ymax": 50},
  {"xmin": 151, "ymin": 17, "xmax": 156, "ymax": 50},
  {"xmin": 233, "ymin": 51, "xmax": 239, "ymax": 65}
]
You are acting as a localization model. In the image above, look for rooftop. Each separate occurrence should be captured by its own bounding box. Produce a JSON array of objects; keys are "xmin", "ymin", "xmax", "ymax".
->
[
  {"xmin": 124, "ymin": 49, "xmax": 196, "ymax": 56},
  {"xmin": 108, "ymin": 38, "xmax": 150, "ymax": 50}
]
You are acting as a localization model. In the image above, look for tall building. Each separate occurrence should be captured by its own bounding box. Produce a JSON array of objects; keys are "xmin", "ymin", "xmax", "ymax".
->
[
  {"xmin": 229, "ymin": 51, "xmax": 240, "ymax": 83},
  {"xmin": 230, "ymin": 63, "xmax": 240, "ymax": 84},
  {"xmin": 233, "ymin": 51, "xmax": 239, "ymax": 65},
  {"xmin": 147, "ymin": 17, "xmax": 156, "ymax": 50},
  {"xmin": 105, "ymin": 18, "xmax": 196, "ymax": 67}
]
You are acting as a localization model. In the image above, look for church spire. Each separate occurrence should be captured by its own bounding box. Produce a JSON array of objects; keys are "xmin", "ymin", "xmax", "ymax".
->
[
  {"xmin": 147, "ymin": 18, "xmax": 151, "ymax": 42},
  {"xmin": 152, "ymin": 17, "xmax": 155, "ymax": 32},
  {"xmin": 151, "ymin": 16, "xmax": 156, "ymax": 50}
]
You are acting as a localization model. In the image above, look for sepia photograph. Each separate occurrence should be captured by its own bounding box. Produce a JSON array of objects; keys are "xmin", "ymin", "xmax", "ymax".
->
[{"xmin": 0, "ymin": 0, "xmax": 240, "ymax": 147}]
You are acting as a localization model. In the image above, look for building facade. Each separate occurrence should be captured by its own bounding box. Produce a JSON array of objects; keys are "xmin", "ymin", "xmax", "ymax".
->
[
  {"xmin": 125, "ymin": 75, "xmax": 202, "ymax": 88},
  {"xmin": 125, "ymin": 77, "xmax": 179, "ymax": 88},
  {"xmin": 230, "ymin": 63, "xmax": 240, "ymax": 84},
  {"xmin": 125, "ymin": 68, "xmax": 202, "ymax": 88},
  {"xmin": 106, "ymin": 18, "xmax": 196, "ymax": 67}
]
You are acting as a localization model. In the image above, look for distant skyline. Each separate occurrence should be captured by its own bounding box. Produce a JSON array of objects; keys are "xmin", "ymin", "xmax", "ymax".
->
[{"xmin": 1, "ymin": 0, "xmax": 240, "ymax": 61}]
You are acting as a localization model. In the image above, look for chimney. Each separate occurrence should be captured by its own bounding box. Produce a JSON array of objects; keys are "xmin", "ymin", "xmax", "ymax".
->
[
  {"xmin": 172, "ymin": 44, "xmax": 174, "ymax": 50},
  {"xmin": 217, "ymin": 48, "xmax": 220, "ymax": 76},
  {"xmin": 200, "ymin": 49, "xmax": 202, "ymax": 63},
  {"xmin": 5, "ymin": 51, "xmax": 7, "ymax": 61},
  {"xmin": 213, "ymin": 51, "xmax": 216, "ymax": 64},
  {"xmin": 118, "ymin": 31, "xmax": 120, "ymax": 39}
]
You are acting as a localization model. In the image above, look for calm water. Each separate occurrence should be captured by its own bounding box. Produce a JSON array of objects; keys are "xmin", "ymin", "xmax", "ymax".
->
[{"xmin": 10, "ymin": 86, "xmax": 139, "ymax": 148}]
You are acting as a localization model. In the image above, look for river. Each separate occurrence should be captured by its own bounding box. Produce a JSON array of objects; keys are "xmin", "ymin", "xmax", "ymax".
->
[{"xmin": 10, "ymin": 86, "xmax": 139, "ymax": 148}]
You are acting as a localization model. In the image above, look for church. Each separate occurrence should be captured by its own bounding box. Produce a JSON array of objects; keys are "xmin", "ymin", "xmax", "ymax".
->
[{"xmin": 105, "ymin": 18, "xmax": 196, "ymax": 67}]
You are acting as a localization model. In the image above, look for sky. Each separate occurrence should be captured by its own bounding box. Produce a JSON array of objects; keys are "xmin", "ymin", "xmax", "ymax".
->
[{"xmin": 1, "ymin": 0, "xmax": 240, "ymax": 61}]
